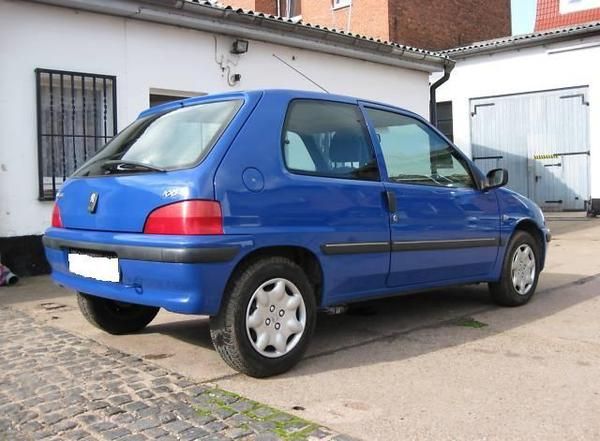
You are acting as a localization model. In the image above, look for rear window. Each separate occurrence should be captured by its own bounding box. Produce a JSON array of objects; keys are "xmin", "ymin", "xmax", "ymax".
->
[{"xmin": 74, "ymin": 99, "xmax": 242, "ymax": 177}]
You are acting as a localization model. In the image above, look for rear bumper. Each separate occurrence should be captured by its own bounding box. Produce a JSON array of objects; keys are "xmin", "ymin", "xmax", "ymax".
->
[
  {"xmin": 43, "ymin": 236, "xmax": 238, "ymax": 263},
  {"xmin": 43, "ymin": 228, "xmax": 253, "ymax": 315}
]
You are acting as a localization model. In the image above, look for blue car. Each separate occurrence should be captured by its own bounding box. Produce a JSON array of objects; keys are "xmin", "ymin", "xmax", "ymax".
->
[{"xmin": 44, "ymin": 90, "xmax": 550, "ymax": 377}]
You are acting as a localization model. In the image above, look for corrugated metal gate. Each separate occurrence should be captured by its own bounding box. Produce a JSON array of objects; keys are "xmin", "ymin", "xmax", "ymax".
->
[{"xmin": 470, "ymin": 86, "xmax": 590, "ymax": 211}]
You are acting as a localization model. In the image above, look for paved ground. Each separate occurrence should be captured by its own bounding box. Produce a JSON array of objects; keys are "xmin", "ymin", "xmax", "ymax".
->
[
  {"xmin": 0, "ymin": 306, "xmax": 344, "ymax": 441},
  {"xmin": 2, "ymin": 215, "xmax": 600, "ymax": 440}
]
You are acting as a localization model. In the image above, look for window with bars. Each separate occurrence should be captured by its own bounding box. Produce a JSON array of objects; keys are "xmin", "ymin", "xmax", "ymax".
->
[{"xmin": 35, "ymin": 68, "xmax": 117, "ymax": 200}]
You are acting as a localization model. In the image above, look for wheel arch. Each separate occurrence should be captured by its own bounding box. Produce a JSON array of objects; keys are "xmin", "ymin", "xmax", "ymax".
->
[
  {"xmin": 220, "ymin": 245, "xmax": 324, "ymax": 313},
  {"xmin": 512, "ymin": 218, "xmax": 546, "ymax": 268}
]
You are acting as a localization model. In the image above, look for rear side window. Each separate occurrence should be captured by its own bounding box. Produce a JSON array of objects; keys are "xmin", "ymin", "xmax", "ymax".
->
[
  {"xmin": 282, "ymin": 100, "xmax": 379, "ymax": 181},
  {"xmin": 74, "ymin": 99, "xmax": 242, "ymax": 177}
]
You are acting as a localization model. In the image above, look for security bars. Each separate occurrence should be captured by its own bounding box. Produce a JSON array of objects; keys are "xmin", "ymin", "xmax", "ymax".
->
[{"xmin": 35, "ymin": 68, "xmax": 117, "ymax": 200}]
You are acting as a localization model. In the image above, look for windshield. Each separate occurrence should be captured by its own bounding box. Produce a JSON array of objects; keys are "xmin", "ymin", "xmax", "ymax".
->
[{"xmin": 74, "ymin": 99, "xmax": 243, "ymax": 177}]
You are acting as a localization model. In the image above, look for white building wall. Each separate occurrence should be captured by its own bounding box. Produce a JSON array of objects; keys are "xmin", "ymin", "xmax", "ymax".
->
[
  {"xmin": 0, "ymin": 0, "xmax": 431, "ymax": 237},
  {"xmin": 437, "ymin": 36, "xmax": 600, "ymax": 200}
]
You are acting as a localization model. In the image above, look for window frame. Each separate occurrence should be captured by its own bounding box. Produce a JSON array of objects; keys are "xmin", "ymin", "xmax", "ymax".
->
[
  {"xmin": 332, "ymin": 0, "xmax": 352, "ymax": 9},
  {"xmin": 280, "ymin": 98, "xmax": 381, "ymax": 182},
  {"xmin": 435, "ymin": 101, "xmax": 454, "ymax": 142},
  {"xmin": 283, "ymin": 0, "xmax": 302, "ymax": 18},
  {"xmin": 35, "ymin": 68, "xmax": 118, "ymax": 200},
  {"xmin": 361, "ymin": 104, "xmax": 482, "ymax": 190}
]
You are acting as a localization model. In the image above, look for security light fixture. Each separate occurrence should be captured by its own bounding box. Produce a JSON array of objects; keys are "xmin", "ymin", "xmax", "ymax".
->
[{"xmin": 231, "ymin": 39, "xmax": 249, "ymax": 55}]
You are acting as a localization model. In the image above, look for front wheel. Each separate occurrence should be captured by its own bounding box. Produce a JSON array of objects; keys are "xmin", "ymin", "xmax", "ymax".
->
[
  {"xmin": 77, "ymin": 293, "xmax": 159, "ymax": 335},
  {"xmin": 489, "ymin": 231, "xmax": 540, "ymax": 306},
  {"xmin": 210, "ymin": 257, "xmax": 317, "ymax": 378}
]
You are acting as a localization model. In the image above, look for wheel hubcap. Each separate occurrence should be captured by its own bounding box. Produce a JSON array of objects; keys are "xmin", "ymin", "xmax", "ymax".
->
[
  {"xmin": 511, "ymin": 244, "xmax": 536, "ymax": 295},
  {"xmin": 245, "ymin": 278, "xmax": 307, "ymax": 358}
]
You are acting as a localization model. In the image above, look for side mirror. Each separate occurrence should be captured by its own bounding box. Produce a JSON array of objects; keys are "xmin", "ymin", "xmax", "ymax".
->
[{"xmin": 484, "ymin": 168, "xmax": 508, "ymax": 190}]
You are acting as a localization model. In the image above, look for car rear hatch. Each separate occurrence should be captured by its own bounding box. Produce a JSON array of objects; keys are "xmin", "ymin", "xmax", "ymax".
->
[
  {"xmin": 54, "ymin": 93, "xmax": 259, "ymax": 233},
  {"xmin": 57, "ymin": 172, "xmax": 205, "ymax": 232}
]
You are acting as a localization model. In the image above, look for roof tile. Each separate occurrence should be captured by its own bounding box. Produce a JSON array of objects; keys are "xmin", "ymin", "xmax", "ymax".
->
[
  {"xmin": 442, "ymin": 21, "xmax": 600, "ymax": 56},
  {"xmin": 185, "ymin": 0, "xmax": 449, "ymax": 59}
]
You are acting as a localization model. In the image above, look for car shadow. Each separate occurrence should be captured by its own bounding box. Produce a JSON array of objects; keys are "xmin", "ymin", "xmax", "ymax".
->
[
  {"xmin": 141, "ymin": 270, "xmax": 599, "ymax": 377},
  {"xmin": 143, "ymin": 317, "xmax": 214, "ymax": 350},
  {"xmin": 140, "ymin": 282, "xmax": 494, "ymax": 353},
  {"xmin": 287, "ymin": 271, "xmax": 599, "ymax": 377}
]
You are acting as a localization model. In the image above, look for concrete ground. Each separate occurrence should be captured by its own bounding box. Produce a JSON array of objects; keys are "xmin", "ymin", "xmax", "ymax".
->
[{"xmin": 2, "ymin": 215, "xmax": 600, "ymax": 440}]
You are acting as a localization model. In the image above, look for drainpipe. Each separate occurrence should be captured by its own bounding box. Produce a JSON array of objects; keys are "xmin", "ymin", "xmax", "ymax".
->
[{"xmin": 429, "ymin": 62, "xmax": 454, "ymax": 125}]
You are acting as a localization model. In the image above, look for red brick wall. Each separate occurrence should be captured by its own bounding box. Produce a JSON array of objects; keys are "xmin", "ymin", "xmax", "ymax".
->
[
  {"xmin": 222, "ymin": 0, "xmax": 510, "ymax": 50},
  {"xmin": 220, "ymin": 0, "xmax": 257, "ymax": 10},
  {"xmin": 298, "ymin": 0, "xmax": 390, "ymax": 41},
  {"xmin": 220, "ymin": 0, "xmax": 277, "ymax": 14},
  {"xmin": 221, "ymin": 0, "xmax": 256, "ymax": 11},
  {"xmin": 388, "ymin": 0, "xmax": 512, "ymax": 50},
  {"xmin": 535, "ymin": 0, "xmax": 600, "ymax": 31},
  {"xmin": 219, "ymin": 0, "xmax": 389, "ymax": 40},
  {"xmin": 255, "ymin": 0, "xmax": 277, "ymax": 14}
]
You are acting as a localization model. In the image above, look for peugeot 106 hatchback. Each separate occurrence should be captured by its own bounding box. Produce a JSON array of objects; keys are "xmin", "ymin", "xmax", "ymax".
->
[{"xmin": 44, "ymin": 90, "xmax": 551, "ymax": 377}]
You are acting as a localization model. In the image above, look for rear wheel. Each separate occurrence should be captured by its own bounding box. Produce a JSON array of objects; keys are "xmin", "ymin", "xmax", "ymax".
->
[
  {"xmin": 77, "ymin": 292, "xmax": 159, "ymax": 335},
  {"xmin": 489, "ymin": 231, "xmax": 540, "ymax": 306},
  {"xmin": 210, "ymin": 257, "xmax": 316, "ymax": 378}
]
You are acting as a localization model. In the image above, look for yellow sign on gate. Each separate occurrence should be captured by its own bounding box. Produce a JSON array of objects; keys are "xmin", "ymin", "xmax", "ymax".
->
[{"xmin": 533, "ymin": 153, "xmax": 559, "ymax": 160}]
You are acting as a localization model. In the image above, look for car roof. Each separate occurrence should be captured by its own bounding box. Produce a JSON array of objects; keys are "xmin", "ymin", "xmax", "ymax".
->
[{"xmin": 138, "ymin": 89, "xmax": 421, "ymax": 120}]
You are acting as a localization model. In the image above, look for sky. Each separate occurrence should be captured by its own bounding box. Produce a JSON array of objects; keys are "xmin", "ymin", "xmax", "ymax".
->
[{"xmin": 511, "ymin": 0, "xmax": 538, "ymax": 35}]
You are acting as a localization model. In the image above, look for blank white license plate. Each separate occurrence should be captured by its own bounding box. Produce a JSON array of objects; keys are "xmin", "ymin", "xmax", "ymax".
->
[{"xmin": 68, "ymin": 252, "xmax": 120, "ymax": 283}]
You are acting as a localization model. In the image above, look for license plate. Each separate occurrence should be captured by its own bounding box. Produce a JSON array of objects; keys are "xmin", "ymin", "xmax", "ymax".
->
[{"xmin": 68, "ymin": 252, "xmax": 120, "ymax": 282}]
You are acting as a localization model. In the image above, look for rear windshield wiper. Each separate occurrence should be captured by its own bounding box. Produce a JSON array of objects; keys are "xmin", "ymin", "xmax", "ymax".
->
[{"xmin": 101, "ymin": 160, "xmax": 167, "ymax": 173}]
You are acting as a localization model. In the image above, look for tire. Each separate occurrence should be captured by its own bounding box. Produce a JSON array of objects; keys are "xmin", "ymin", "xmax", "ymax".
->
[
  {"xmin": 210, "ymin": 256, "xmax": 317, "ymax": 378},
  {"xmin": 77, "ymin": 292, "xmax": 159, "ymax": 335},
  {"xmin": 489, "ymin": 230, "xmax": 541, "ymax": 307}
]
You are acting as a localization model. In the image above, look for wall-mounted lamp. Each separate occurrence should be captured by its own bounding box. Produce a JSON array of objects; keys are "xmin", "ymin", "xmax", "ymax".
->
[{"xmin": 231, "ymin": 39, "xmax": 249, "ymax": 55}]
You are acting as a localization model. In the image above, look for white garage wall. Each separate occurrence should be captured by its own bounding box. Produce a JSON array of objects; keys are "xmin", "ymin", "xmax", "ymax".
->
[
  {"xmin": 437, "ymin": 36, "xmax": 600, "ymax": 201},
  {"xmin": 0, "ymin": 0, "xmax": 431, "ymax": 237}
]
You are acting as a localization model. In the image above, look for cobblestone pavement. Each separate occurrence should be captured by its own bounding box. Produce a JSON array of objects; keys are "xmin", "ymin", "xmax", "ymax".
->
[{"xmin": 0, "ymin": 307, "xmax": 347, "ymax": 441}]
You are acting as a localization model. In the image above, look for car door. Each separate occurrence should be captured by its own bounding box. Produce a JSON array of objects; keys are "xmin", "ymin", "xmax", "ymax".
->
[
  {"xmin": 278, "ymin": 99, "xmax": 391, "ymax": 301},
  {"xmin": 216, "ymin": 96, "xmax": 392, "ymax": 304},
  {"xmin": 361, "ymin": 105, "xmax": 500, "ymax": 288}
]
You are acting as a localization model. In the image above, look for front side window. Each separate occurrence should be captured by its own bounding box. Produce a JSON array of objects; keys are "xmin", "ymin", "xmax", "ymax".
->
[
  {"xmin": 282, "ymin": 100, "xmax": 379, "ymax": 181},
  {"xmin": 74, "ymin": 100, "xmax": 242, "ymax": 177},
  {"xmin": 365, "ymin": 108, "xmax": 474, "ymax": 188}
]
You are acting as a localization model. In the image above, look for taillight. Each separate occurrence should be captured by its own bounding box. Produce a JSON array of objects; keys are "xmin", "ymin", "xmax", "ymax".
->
[
  {"xmin": 143, "ymin": 200, "xmax": 223, "ymax": 235},
  {"xmin": 51, "ymin": 203, "xmax": 63, "ymax": 228}
]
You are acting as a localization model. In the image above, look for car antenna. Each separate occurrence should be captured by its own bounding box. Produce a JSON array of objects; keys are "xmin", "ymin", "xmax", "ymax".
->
[{"xmin": 272, "ymin": 54, "xmax": 330, "ymax": 93}]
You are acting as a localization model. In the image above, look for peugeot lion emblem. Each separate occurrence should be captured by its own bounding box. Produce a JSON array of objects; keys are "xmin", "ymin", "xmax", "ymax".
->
[{"xmin": 88, "ymin": 192, "xmax": 99, "ymax": 214}]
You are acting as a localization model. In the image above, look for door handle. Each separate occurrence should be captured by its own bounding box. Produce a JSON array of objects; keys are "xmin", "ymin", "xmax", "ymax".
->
[{"xmin": 384, "ymin": 191, "xmax": 397, "ymax": 213}]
